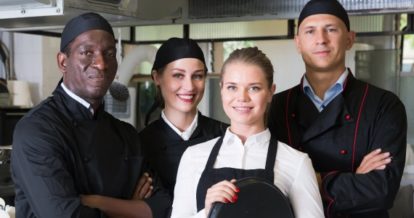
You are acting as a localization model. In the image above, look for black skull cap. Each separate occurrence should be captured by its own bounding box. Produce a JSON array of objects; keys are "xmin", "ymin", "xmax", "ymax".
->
[
  {"xmin": 152, "ymin": 37, "xmax": 206, "ymax": 72},
  {"xmin": 60, "ymin": 12, "xmax": 114, "ymax": 52},
  {"xmin": 298, "ymin": 0, "xmax": 350, "ymax": 31}
]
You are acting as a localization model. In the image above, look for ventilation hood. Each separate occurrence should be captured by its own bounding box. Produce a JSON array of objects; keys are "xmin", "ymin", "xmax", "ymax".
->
[
  {"xmin": 0, "ymin": 0, "xmax": 184, "ymax": 31},
  {"xmin": 0, "ymin": 0, "xmax": 414, "ymax": 31}
]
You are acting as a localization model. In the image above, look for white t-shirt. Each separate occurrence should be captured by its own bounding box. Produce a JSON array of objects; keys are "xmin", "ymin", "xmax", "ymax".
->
[{"xmin": 171, "ymin": 128, "xmax": 324, "ymax": 218}]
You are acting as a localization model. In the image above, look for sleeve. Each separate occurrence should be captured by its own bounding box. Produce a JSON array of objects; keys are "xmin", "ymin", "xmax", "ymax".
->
[
  {"xmin": 11, "ymin": 117, "xmax": 98, "ymax": 218},
  {"xmin": 171, "ymin": 148, "xmax": 205, "ymax": 218},
  {"xmin": 289, "ymin": 154, "xmax": 324, "ymax": 218},
  {"xmin": 321, "ymin": 94, "xmax": 407, "ymax": 215},
  {"xmin": 142, "ymin": 157, "xmax": 173, "ymax": 218}
]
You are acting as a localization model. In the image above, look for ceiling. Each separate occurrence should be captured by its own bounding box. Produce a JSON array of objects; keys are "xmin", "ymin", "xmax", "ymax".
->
[{"xmin": 0, "ymin": 0, "xmax": 413, "ymax": 31}]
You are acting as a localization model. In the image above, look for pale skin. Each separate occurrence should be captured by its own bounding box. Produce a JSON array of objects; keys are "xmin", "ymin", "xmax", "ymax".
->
[
  {"xmin": 295, "ymin": 14, "xmax": 392, "ymax": 182},
  {"xmin": 204, "ymin": 61, "xmax": 276, "ymax": 216},
  {"xmin": 152, "ymin": 58, "xmax": 206, "ymax": 132}
]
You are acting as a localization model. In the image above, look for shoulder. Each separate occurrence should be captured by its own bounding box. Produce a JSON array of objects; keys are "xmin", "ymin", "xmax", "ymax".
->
[
  {"xmin": 139, "ymin": 119, "xmax": 163, "ymax": 136},
  {"xmin": 277, "ymin": 141, "xmax": 310, "ymax": 163},
  {"xmin": 181, "ymin": 137, "xmax": 220, "ymax": 165},
  {"xmin": 185, "ymin": 137, "xmax": 220, "ymax": 157},
  {"xmin": 198, "ymin": 114, "xmax": 228, "ymax": 129},
  {"xmin": 270, "ymin": 85, "xmax": 301, "ymax": 109}
]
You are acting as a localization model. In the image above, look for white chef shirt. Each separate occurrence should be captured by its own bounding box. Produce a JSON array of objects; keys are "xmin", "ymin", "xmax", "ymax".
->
[
  {"xmin": 171, "ymin": 128, "xmax": 324, "ymax": 218},
  {"xmin": 161, "ymin": 110, "xmax": 198, "ymax": 141}
]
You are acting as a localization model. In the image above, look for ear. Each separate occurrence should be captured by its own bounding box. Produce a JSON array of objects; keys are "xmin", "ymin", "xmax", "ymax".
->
[
  {"xmin": 57, "ymin": 52, "xmax": 68, "ymax": 73},
  {"xmin": 346, "ymin": 31, "xmax": 356, "ymax": 50},
  {"xmin": 294, "ymin": 35, "xmax": 302, "ymax": 54},
  {"xmin": 268, "ymin": 84, "xmax": 276, "ymax": 103},
  {"xmin": 152, "ymin": 70, "xmax": 161, "ymax": 86}
]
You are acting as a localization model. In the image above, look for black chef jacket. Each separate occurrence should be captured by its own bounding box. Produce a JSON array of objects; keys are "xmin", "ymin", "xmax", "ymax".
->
[
  {"xmin": 139, "ymin": 113, "xmax": 228, "ymax": 196},
  {"xmin": 11, "ymin": 83, "xmax": 170, "ymax": 218},
  {"xmin": 268, "ymin": 73, "xmax": 407, "ymax": 218}
]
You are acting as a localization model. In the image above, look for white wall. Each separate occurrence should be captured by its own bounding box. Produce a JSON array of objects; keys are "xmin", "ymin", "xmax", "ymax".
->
[{"xmin": 12, "ymin": 33, "xmax": 60, "ymax": 105}]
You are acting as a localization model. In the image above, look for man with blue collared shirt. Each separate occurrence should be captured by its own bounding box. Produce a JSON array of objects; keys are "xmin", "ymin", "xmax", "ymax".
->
[{"xmin": 268, "ymin": 0, "xmax": 407, "ymax": 217}]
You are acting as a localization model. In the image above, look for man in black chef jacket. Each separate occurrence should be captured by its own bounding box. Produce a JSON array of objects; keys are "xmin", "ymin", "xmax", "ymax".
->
[
  {"xmin": 268, "ymin": 0, "xmax": 407, "ymax": 217},
  {"xmin": 11, "ymin": 12, "xmax": 170, "ymax": 218}
]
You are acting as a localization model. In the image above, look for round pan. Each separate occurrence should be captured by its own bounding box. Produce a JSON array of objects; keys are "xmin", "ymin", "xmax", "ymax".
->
[{"xmin": 208, "ymin": 177, "xmax": 294, "ymax": 218}]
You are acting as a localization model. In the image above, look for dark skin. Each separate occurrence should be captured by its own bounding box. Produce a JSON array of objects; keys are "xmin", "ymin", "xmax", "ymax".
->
[
  {"xmin": 57, "ymin": 29, "xmax": 153, "ymax": 218},
  {"xmin": 57, "ymin": 29, "xmax": 117, "ymax": 111}
]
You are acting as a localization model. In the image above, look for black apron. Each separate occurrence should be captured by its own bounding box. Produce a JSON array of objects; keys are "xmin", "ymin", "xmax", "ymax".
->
[{"xmin": 196, "ymin": 135, "xmax": 278, "ymax": 211}]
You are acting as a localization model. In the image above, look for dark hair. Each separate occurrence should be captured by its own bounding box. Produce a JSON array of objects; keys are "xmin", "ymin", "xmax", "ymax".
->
[{"xmin": 220, "ymin": 47, "xmax": 274, "ymax": 89}]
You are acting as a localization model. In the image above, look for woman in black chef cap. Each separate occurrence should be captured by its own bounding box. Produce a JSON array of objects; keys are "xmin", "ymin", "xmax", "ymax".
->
[{"xmin": 139, "ymin": 37, "xmax": 228, "ymax": 197}]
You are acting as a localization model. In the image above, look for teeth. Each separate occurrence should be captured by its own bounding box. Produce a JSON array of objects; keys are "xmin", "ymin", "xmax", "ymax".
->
[
  {"xmin": 234, "ymin": 107, "xmax": 251, "ymax": 112},
  {"xmin": 179, "ymin": 95, "xmax": 194, "ymax": 100}
]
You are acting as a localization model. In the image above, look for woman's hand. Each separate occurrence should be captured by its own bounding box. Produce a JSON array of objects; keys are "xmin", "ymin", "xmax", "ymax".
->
[
  {"xmin": 133, "ymin": 172, "xmax": 153, "ymax": 200},
  {"xmin": 204, "ymin": 179, "xmax": 239, "ymax": 216}
]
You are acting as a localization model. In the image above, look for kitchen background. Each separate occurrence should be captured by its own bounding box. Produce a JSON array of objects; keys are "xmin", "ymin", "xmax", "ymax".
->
[{"xmin": 0, "ymin": 0, "xmax": 414, "ymax": 217}]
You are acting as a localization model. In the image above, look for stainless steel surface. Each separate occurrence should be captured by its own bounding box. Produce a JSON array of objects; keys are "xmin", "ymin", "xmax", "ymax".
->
[{"xmin": 0, "ymin": 0, "xmax": 414, "ymax": 31}]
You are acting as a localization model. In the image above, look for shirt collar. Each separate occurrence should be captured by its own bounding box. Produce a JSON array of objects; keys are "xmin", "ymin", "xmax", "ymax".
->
[
  {"xmin": 223, "ymin": 128, "xmax": 271, "ymax": 148},
  {"xmin": 161, "ymin": 110, "xmax": 199, "ymax": 141},
  {"xmin": 303, "ymin": 69, "xmax": 348, "ymax": 111},
  {"xmin": 61, "ymin": 82, "xmax": 94, "ymax": 114}
]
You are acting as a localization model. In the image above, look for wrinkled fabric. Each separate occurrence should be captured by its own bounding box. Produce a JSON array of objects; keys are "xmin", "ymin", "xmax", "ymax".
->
[
  {"xmin": 268, "ymin": 73, "xmax": 407, "ymax": 218},
  {"xmin": 11, "ymin": 83, "xmax": 170, "ymax": 218}
]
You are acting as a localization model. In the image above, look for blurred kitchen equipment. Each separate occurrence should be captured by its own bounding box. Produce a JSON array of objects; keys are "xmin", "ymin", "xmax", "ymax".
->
[{"xmin": 6, "ymin": 80, "xmax": 32, "ymax": 108}]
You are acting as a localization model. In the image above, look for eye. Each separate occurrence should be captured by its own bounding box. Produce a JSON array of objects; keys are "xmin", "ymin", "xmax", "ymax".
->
[
  {"xmin": 327, "ymin": 27, "xmax": 338, "ymax": 33},
  {"xmin": 192, "ymin": 73, "xmax": 205, "ymax": 80},
  {"xmin": 172, "ymin": 73, "xmax": 184, "ymax": 79},
  {"xmin": 304, "ymin": 29, "xmax": 314, "ymax": 35},
  {"xmin": 80, "ymin": 50, "xmax": 93, "ymax": 56},
  {"xmin": 105, "ymin": 49, "xmax": 116, "ymax": 58},
  {"xmin": 226, "ymin": 85, "xmax": 237, "ymax": 91},
  {"xmin": 249, "ymin": 86, "xmax": 261, "ymax": 92}
]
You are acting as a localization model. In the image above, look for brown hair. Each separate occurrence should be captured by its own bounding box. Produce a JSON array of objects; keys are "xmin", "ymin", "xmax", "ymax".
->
[{"xmin": 220, "ymin": 47, "xmax": 274, "ymax": 88}]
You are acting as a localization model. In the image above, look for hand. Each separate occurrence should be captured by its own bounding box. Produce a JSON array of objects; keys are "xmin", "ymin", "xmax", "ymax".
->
[
  {"xmin": 356, "ymin": 148, "xmax": 391, "ymax": 174},
  {"xmin": 204, "ymin": 179, "xmax": 239, "ymax": 216},
  {"xmin": 315, "ymin": 172, "xmax": 322, "ymax": 190},
  {"xmin": 80, "ymin": 195, "xmax": 101, "ymax": 208},
  {"xmin": 132, "ymin": 172, "xmax": 153, "ymax": 200}
]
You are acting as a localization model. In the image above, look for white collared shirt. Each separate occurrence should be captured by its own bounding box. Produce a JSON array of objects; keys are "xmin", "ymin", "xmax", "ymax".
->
[
  {"xmin": 61, "ymin": 83, "xmax": 94, "ymax": 114},
  {"xmin": 161, "ymin": 111, "xmax": 198, "ymax": 141},
  {"xmin": 171, "ymin": 128, "xmax": 324, "ymax": 218}
]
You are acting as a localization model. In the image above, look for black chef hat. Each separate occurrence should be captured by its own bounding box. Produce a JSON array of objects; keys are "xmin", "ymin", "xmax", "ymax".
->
[
  {"xmin": 298, "ymin": 0, "xmax": 350, "ymax": 31},
  {"xmin": 152, "ymin": 37, "xmax": 206, "ymax": 72},
  {"xmin": 60, "ymin": 12, "xmax": 114, "ymax": 52}
]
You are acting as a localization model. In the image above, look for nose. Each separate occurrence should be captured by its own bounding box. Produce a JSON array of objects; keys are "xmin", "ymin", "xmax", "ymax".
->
[
  {"xmin": 92, "ymin": 53, "xmax": 107, "ymax": 70},
  {"xmin": 182, "ymin": 77, "xmax": 195, "ymax": 91},
  {"xmin": 237, "ymin": 88, "xmax": 250, "ymax": 102},
  {"xmin": 315, "ymin": 29, "xmax": 328, "ymax": 45}
]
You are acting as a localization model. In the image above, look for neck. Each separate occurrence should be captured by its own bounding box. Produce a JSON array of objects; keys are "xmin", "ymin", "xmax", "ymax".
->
[
  {"xmin": 305, "ymin": 67, "xmax": 346, "ymax": 99},
  {"xmin": 229, "ymin": 122, "xmax": 266, "ymax": 144},
  {"xmin": 164, "ymin": 108, "xmax": 197, "ymax": 132}
]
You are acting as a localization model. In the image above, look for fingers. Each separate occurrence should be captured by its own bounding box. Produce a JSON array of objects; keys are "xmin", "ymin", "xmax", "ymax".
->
[
  {"xmin": 356, "ymin": 149, "xmax": 392, "ymax": 174},
  {"xmin": 204, "ymin": 180, "xmax": 240, "ymax": 216},
  {"xmin": 133, "ymin": 172, "xmax": 153, "ymax": 200}
]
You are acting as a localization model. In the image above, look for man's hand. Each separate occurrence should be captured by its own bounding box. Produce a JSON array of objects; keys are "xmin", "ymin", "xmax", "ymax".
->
[
  {"xmin": 356, "ymin": 148, "xmax": 391, "ymax": 174},
  {"xmin": 132, "ymin": 172, "xmax": 153, "ymax": 200}
]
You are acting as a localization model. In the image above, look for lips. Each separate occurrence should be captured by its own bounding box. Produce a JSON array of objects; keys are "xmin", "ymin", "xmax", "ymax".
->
[
  {"xmin": 178, "ymin": 94, "xmax": 195, "ymax": 103},
  {"xmin": 233, "ymin": 106, "xmax": 253, "ymax": 113}
]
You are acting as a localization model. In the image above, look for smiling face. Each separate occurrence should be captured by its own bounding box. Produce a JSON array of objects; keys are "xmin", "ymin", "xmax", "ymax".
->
[
  {"xmin": 58, "ymin": 29, "xmax": 117, "ymax": 108},
  {"xmin": 295, "ymin": 14, "xmax": 355, "ymax": 74},
  {"xmin": 221, "ymin": 61, "xmax": 275, "ymax": 129},
  {"xmin": 153, "ymin": 58, "xmax": 206, "ymax": 117}
]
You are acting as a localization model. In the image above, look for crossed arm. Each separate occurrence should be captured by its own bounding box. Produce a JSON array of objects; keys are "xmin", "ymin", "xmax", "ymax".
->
[{"xmin": 81, "ymin": 173, "xmax": 154, "ymax": 218}]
